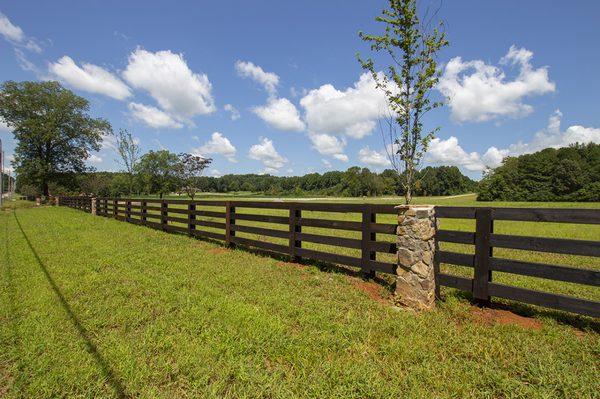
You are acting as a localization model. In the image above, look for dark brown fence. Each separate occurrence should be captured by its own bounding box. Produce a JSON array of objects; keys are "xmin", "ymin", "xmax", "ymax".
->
[
  {"xmin": 95, "ymin": 198, "xmax": 399, "ymax": 276},
  {"xmin": 436, "ymin": 207, "xmax": 600, "ymax": 318},
  {"xmin": 60, "ymin": 196, "xmax": 92, "ymax": 212},
  {"xmin": 58, "ymin": 197, "xmax": 600, "ymax": 318}
]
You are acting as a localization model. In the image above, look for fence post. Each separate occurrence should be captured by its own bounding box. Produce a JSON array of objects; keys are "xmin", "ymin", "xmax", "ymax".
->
[
  {"xmin": 395, "ymin": 205, "xmax": 437, "ymax": 311},
  {"xmin": 225, "ymin": 201, "xmax": 235, "ymax": 247},
  {"xmin": 113, "ymin": 199, "xmax": 118, "ymax": 218},
  {"xmin": 188, "ymin": 202, "xmax": 196, "ymax": 235},
  {"xmin": 126, "ymin": 200, "xmax": 131, "ymax": 221},
  {"xmin": 289, "ymin": 205, "xmax": 302, "ymax": 262},
  {"xmin": 161, "ymin": 200, "xmax": 168, "ymax": 231},
  {"xmin": 91, "ymin": 197, "xmax": 97, "ymax": 215},
  {"xmin": 361, "ymin": 205, "xmax": 376, "ymax": 278},
  {"xmin": 473, "ymin": 208, "xmax": 493, "ymax": 304},
  {"xmin": 103, "ymin": 199, "xmax": 108, "ymax": 216},
  {"xmin": 141, "ymin": 201, "xmax": 147, "ymax": 224}
]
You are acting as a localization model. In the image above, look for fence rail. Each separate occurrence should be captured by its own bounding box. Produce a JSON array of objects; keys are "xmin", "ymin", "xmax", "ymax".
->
[
  {"xmin": 60, "ymin": 196, "xmax": 92, "ymax": 212},
  {"xmin": 59, "ymin": 197, "xmax": 600, "ymax": 318},
  {"xmin": 435, "ymin": 206, "xmax": 600, "ymax": 318},
  {"xmin": 95, "ymin": 197, "xmax": 399, "ymax": 276}
]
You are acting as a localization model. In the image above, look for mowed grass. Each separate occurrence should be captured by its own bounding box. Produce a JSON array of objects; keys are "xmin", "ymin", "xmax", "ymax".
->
[
  {"xmin": 0, "ymin": 203, "xmax": 599, "ymax": 398},
  {"xmin": 147, "ymin": 194, "xmax": 600, "ymax": 301}
]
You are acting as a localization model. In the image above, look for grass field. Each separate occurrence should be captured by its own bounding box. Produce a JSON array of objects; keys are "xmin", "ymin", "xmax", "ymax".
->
[{"xmin": 1, "ymin": 199, "xmax": 599, "ymax": 398}]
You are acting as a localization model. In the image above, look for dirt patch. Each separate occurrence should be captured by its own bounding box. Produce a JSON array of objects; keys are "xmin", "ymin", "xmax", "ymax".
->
[
  {"xmin": 471, "ymin": 307, "xmax": 542, "ymax": 330},
  {"xmin": 207, "ymin": 247, "xmax": 229, "ymax": 255},
  {"xmin": 351, "ymin": 278, "xmax": 389, "ymax": 305}
]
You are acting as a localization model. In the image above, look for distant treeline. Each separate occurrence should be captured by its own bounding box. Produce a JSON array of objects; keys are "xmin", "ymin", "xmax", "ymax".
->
[
  {"xmin": 478, "ymin": 143, "xmax": 600, "ymax": 202},
  {"xmin": 20, "ymin": 165, "xmax": 477, "ymax": 198}
]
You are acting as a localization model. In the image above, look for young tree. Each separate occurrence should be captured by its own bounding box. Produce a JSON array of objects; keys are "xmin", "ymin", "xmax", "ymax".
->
[
  {"xmin": 358, "ymin": 0, "xmax": 448, "ymax": 204},
  {"xmin": 175, "ymin": 153, "xmax": 212, "ymax": 199},
  {"xmin": 0, "ymin": 81, "xmax": 111, "ymax": 196},
  {"xmin": 134, "ymin": 150, "xmax": 180, "ymax": 198},
  {"xmin": 115, "ymin": 128, "xmax": 140, "ymax": 195}
]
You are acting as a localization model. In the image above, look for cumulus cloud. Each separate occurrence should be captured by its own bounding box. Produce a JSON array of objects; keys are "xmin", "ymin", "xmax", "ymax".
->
[
  {"xmin": 300, "ymin": 72, "xmax": 389, "ymax": 139},
  {"xmin": 88, "ymin": 154, "xmax": 103, "ymax": 163},
  {"xmin": 426, "ymin": 136, "xmax": 487, "ymax": 171},
  {"xmin": 248, "ymin": 137, "xmax": 288, "ymax": 173},
  {"xmin": 358, "ymin": 146, "xmax": 390, "ymax": 167},
  {"xmin": 123, "ymin": 48, "xmax": 216, "ymax": 123},
  {"xmin": 427, "ymin": 110, "xmax": 600, "ymax": 172},
  {"xmin": 48, "ymin": 56, "xmax": 132, "ymax": 100},
  {"xmin": 0, "ymin": 119, "xmax": 11, "ymax": 133},
  {"xmin": 235, "ymin": 60, "xmax": 279, "ymax": 97},
  {"xmin": 438, "ymin": 45, "xmax": 555, "ymax": 122},
  {"xmin": 128, "ymin": 102, "xmax": 184, "ymax": 129},
  {"xmin": 223, "ymin": 104, "xmax": 240, "ymax": 120},
  {"xmin": 193, "ymin": 132, "xmax": 237, "ymax": 162},
  {"xmin": 252, "ymin": 97, "xmax": 305, "ymax": 132},
  {"xmin": 0, "ymin": 12, "xmax": 41, "ymax": 53},
  {"xmin": 308, "ymin": 132, "xmax": 348, "ymax": 162}
]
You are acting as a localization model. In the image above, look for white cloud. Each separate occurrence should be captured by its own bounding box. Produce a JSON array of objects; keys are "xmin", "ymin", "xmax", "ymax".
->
[
  {"xmin": 0, "ymin": 12, "xmax": 24, "ymax": 42},
  {"xmin": 123, "ymin": 48, "xmax": 216, "ymax": 123},
  {"xmin": 223, "ymin": 104, "xmax": 240, "ymax": 120},
  {"xmin": 209, "ymin": 169, "xmax": 222, "ymax": 177},
  {"xmin": 88, "ymin": 154, "xmax": 103, "ymax": 163},
  {"xmin": 248, "ymin": 137, "xmax": 288, "ymax": 173},
  {"xmin": 193, "ymin": 132, "xmax": 237, "ymax": 162},
  {"xmin": 438, "ymin": 45, "xmax": 555, "ymax": 122},
  {"xmin": 426, "ymin": 110, "xmax": 600, "ymax": 172},
  {"xmin": 358, "ymin": 146, "xmax": 391, "ymax": 167},
  {"xmin": 101, "ymin": 133, "xmax": 117, "ymax": 152},
  {"xmin": 128, "ymin": 102, "xmax": 184, "ymax": 129},
  {"xmin": 322, "ymin": 159, "xmax": 332, "ymax": 168},
  {"xmin": 0, "ymin": 12, "xmax": 41, "ymax": 53},
  {"xmin": 235, "ymin": 60, "xmax": 279, "ymax": 97},
  {"xmin": 308, "ymin": 132, "xmax": 348, "ymax": 162},
  {"xmin": 0, "ymin": 119, "xmax": 11, "ymax": 133},
  {"xmin": 252, "ymin": 97, "xmax": 305, "ymax": 132},
  {"xmin": 300, "ymin": 72, "xmax": 389, "ymax": 139},
  {"xmin": 426, "ymin": 136, "xmax": 487, "ymax": 171},
  {"xmin": 49, "ymin": 56, "xmax": 132, "ymax": 100}
]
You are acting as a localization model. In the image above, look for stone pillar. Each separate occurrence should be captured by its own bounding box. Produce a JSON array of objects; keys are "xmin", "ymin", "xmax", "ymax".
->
[
  {"xmin": 394, "ymin": 205, "xmax": 436, "ymax": 311},
  {"xmin": 35, "ymin": 197, "xmax": 41, "ymax": 206},
  {"xmin": 91, "ymin": 197, "xmax": 97, "ymax": 215},
  {"xmin": 55, "ymin": 196, "xmax": 60, "ymax": 206}
]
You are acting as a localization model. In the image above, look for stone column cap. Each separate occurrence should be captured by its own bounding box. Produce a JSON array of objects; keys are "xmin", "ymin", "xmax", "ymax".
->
[{"xmin": 394, "ymin": 204, "xmax": 435, "ymax": 209}]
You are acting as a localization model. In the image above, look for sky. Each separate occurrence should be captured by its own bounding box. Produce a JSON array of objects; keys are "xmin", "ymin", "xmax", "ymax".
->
[{"xmin": 1, "ymin": 0, "xmax": 600, "ymax": 179}]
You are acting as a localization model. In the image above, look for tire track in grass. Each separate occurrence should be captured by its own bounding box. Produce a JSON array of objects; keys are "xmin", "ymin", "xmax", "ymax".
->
[{"xmin": 12, "ymin": 209, "xmax": 129, "ymax": 399}]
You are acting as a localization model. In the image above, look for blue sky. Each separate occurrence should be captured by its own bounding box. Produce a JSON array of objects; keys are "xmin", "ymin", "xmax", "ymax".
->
[{"xmin": 1, "ymin": 0, "xmax": 600, "ymax": 179}]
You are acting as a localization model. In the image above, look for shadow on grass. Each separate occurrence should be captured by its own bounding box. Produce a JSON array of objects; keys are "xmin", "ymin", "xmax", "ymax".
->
[
  {"xmin": 13, "ymin": 210, "xmax": 128, "ymax": 398},
  {"xmin": 442, "ymin": 289, "xmax": 600, "ymax": 333}
]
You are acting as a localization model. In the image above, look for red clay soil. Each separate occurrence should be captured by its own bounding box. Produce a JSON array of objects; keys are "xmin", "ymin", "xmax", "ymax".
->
[
  {"xmin": 207, "ymin": 247, "xmax": 229, "ymax": 255},
  {"xmin": 471, "ymin": 307, "xmax": 542, "ymax": 330},
  {"xmin": 351, "ymin": 278, "xmax": 389, "ymax": 305}
]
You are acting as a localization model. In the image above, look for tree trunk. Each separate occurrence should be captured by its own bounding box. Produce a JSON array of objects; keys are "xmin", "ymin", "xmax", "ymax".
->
[
  {"xmin": 42, "ymin": 181, "xmax": 49, "ymax": 197},
  {"xmin": 159, "ymin": 192, "xmax": 163, "ymax": 199}
]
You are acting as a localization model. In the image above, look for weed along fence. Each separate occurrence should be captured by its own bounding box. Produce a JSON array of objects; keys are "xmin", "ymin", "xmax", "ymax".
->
[{"xmin": 57, "ymin": 196, "xmax": 600, "ymax": 318}]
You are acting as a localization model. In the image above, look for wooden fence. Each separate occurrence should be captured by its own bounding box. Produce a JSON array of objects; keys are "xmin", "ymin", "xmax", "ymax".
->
[
  {"xmin": 60, "ymin": 196, "xmax": 92, "ymax": 212},
  {"xmin": 95, "ymin": 198, "xmax": 399, "ymax": 276},
  {"xmin": 435, "ymin": 206, "xmax": 600, "ymax": 318},
  {"xmin": 59, "ymin": 197, "xmax": 600, "ymax": 318}
]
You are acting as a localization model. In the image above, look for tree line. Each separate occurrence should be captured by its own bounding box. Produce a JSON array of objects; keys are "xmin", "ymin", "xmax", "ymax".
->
[
  {"xmin": 19, "ymin": 163, "xmax": 476, "ymax": 199},
  {"xmin": 478, "ymin": 143, "xmax": 600, "ymax": 202}
]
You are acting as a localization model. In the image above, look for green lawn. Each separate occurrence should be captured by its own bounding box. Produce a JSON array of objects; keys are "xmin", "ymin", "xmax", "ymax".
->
[{"xmin": 1, "ymin": 203, "xmax": 599, "ymax": 398}]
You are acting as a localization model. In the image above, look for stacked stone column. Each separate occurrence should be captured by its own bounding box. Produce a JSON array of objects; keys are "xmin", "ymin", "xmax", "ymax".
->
[
  {"xmin": 91, "ymin": 197, "xmax": 97, "ymax": 215},
  {"xmin": 394, "ymin": 205, "xmax": 436, "ymax": 311}
]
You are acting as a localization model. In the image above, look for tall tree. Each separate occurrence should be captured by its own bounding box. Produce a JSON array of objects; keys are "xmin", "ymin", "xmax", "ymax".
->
[
  {"xmin": 358, "ymin": 0, "xmax": 448, "ymax": 204},
  {"xmin": 134, "ymin": 150, "xmax": 180, "ymax": 198},
  {"xmin": 0, "ymin": 81, "xmax": 111, "ymax": 196},
  {"xmin": 115, "ymin": 128, "xmax": 140, "ymax": 195},
  {"xmin": 175, "ymin": 153, "xmax": 212, "ymax": 199}
]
